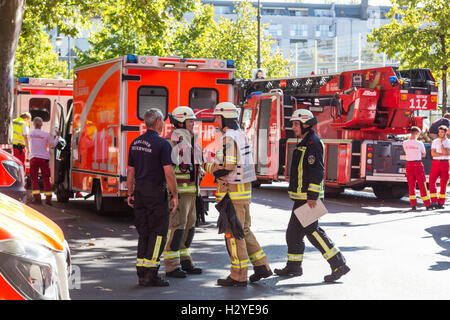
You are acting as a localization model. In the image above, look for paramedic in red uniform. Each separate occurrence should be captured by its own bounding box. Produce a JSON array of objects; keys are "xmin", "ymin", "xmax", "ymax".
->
[
  {"xmin": 402, "ymin": 126, "xmax": 432, "ymax": 211},
  {"xmin": 429, "ymin": 125, "xmax": 450, "ymax": 209},
  {"xmin": 29, "ymin": 117, "xmax": 60, "ymax": 205}
]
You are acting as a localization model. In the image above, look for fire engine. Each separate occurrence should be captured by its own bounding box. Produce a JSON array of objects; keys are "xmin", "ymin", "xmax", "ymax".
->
[
  {"xmin": 52, "ymin": 55, "xmax": 235, "ymax": 214},
  {"xmin": 235, "ymin": 67, "xmax": 438, "ymax": 199}
]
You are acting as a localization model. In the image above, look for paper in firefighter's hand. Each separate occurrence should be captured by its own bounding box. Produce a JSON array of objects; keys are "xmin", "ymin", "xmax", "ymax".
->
[{"xmin": 293, "ymin": 200, "xmax": 328, "ymax": 227}]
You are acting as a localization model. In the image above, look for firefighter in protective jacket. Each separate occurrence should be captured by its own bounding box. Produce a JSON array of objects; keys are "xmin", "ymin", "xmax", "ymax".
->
[
  {"xmin": 274, "ymin": 109, "xmax": 350, "ymax": 282},
  {"xmin": 163, "ymin": 106, "xmax": 203, "ymax": 278},
  {"xmin": 203, "ymin": 102, "xmax": 272, "ymax": 287}
]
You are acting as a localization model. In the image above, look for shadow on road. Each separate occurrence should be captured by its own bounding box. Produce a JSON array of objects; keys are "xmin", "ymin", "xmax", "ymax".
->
[{"xmin": 425, "ymin": 224, "xmax": 450, "ymax": 271}]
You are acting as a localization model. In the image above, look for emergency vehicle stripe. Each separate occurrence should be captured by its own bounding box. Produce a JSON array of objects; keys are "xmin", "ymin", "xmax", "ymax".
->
[
  {"xmin": 249, "ymin": 250, "xmax": 266, "ymax": 263},
  {"xmin": 77, "ymin": 62, "xmax": 121, "ymax": 142},
  {"xmin": 287, "ymin": 253, "xmax": 303, "ymax": 261}
]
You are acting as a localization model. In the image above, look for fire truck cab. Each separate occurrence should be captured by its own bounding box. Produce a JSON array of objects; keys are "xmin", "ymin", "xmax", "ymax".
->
[
  {"xmin": 53, "ymin": 55, "xmax": 235, "ymax": 214},
  {"xmin": 238, "ymin": 67, "xmax": 438, "ymax": 199}
]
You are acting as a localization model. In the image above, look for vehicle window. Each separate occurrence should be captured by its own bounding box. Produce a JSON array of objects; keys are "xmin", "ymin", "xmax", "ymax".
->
[
  {"xmin": 240, "ymin": 108, "xmax": 253, "ymax": 130},
  {"xmin": 137, "ymin": 86, "xmax": 168, "ymax": 120},
  {"xmin": 189, "ymin": 88, "xmax": 219, "ymax": 122},
  {"xmin": 29, "ymin": 98, "xmax": 51, "ymax": 122}
]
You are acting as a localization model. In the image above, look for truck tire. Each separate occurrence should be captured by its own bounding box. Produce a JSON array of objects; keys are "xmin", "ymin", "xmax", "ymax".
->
[
  {"xmin": 55, "ymin": 173, "xmax": 70, "ymax": 203},
  {"xmin": 94, "ymin": 182, "xmax": 108, "ymax": 215},
  {"xmin": 372, "ymin": 184, "xmax": 408, "ymax": 200},
  {"xmin": 325, "ymin": 186, "xmax": 344, "ymax": 198}
]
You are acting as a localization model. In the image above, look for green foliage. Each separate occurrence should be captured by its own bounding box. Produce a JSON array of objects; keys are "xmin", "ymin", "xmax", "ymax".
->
[{"xmin": 368, "ymin": 0, "xmax": 449, "ymax": 110}]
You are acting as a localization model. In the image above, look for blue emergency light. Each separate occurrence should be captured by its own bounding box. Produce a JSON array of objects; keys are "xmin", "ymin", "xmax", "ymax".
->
[
  {"xmin": 389, "ymin": 76, "xmax": 398, "ymax": 85},
  {"xmin": 18, "ymin": 77, "xmax": 30, "ymax": 84},
  {"xmin": 126, "ymin": 54, "xmax": 138, "ymax": 63},
  {"xmin": 227, "ymin": 59, "xmax": 235, "ymax": 68}
]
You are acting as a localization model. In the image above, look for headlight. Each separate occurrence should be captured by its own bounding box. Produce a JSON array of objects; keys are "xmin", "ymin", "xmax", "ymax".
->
[
  {"xmin": 1, "ymin": 160, "xmax": 24, "ymax": 185},
  {"xmin": 0, "ymin": 240, "xmax": 61, "ymax": 300}
]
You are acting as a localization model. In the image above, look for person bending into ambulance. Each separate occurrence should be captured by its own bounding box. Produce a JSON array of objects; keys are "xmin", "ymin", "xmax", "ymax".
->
[
  {"xmin": 402, "ymin": 126, "xmax": 433, "ymax": 211},
  {"xmin": 274, "ymin": 109, "xmax": 350, "ymax": 283},
  {"xmin": 429, "ymin": 125, "xmax": 450, "ymax": 209},
  {"xmin": 163, "ymin": 106, "xmax": 203, "ymax": 278},
  {"xmin": 203, "ymin": 102, "xmax": 272, "ymax": 287}
]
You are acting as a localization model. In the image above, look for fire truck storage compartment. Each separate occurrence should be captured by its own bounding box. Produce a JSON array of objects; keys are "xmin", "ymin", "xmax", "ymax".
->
[
  {"xmin": 325, "ymin": 142, "xmax": 351, "ymax": 185},
  {"xmin": 370, "ymin": 141, "xmax": 405, "ymax": 175}
]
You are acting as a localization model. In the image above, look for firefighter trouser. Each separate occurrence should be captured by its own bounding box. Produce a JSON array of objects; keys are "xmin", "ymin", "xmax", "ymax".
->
[
  {"xmin": 285, "ymin": 200, "xmax": 346, "ymax": 270},
  {"xmin": 133, "ymin": 184, "xmax": 169, "ymax": 279},
  {"xmin": 163, "ymin": 194, "xmax": 197, "ymax": 272},
  {"xmin": 225, "ymin": 202, "xmax": 270, "ymax": 282},
  {"xmin": 429, "ymin": 160, "xmax": 449, "ymax": 205},
  {"xmin": 30, "ymin": 157, "xmax": 52, "ymax": 201},
  {"xmin": 405, "ymin": 161, "xmax": 431, "ymax": 207}
]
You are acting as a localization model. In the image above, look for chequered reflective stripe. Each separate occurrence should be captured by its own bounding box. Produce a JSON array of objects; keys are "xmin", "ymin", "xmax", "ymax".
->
[
  {"xmin": 287, "ymin": 253, "xmax": 303, "ymax": 262},
  {"xmin": 249, "ymin": 250, "xmax": 266, "ymax": 263}
]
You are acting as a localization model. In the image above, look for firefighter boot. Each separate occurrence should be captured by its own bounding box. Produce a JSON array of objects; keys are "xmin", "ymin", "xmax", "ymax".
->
[
  {"xmin": 249, "ymin": 265, "xmax": 273, "ymax": 283},
  {"xmin": 217, "ymin": 276, "xmax": 247, "ymax": 287},
  {"xmin": 166, "ymin": 267, "xmax": 187, "ymax": 278},
  {"xmin": 141, "ymin": 267, "xmax": 170, "ymax": 287},
  {"xmin": 274, "ymin": 261, "xmax": 303, "ymax": 277},
  {"xmin": 324, "ymin": 264, "xmax": 350, "ymax": 283},
  {"xmin": 180, "ymin": 260, "xmax": 202, "ymax": 275}
]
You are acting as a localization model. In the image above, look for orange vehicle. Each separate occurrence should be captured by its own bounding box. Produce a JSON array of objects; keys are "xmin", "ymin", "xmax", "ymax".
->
[
  {"xmin": 14, "ymin": 77, "xmax": 73, "ymax": 134},
  {"xmin": 53, "ymin": 55, "xmax": 235, "ymax": 214},
  {"xmin": 0, "ymin": 191, "xmax": 71, "ymax": 300}
]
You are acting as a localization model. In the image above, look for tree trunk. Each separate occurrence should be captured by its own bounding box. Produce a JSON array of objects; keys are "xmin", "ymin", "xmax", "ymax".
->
[
  {"xmin": 443, "ymin": 66, "xmax": 448, "ymax": 117},
  {"xmin": 0, "ymin": 0, "xmax": 26, "ymax": 144}
]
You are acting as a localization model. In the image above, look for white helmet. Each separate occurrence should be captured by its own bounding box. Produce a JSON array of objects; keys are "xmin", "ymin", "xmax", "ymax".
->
[
  {"xmin": 212, "ymin": 102, "xmax": 239, "ymax": 119},
  {"xmin": 291, "ymin": 109, "xmax": 317, "ymax": 126},
  {"xmin": 170, "ymin": 106, "xmax": 196, "ymax": 123}
]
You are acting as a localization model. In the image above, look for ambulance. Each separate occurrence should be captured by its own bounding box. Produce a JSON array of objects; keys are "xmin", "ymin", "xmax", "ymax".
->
[
  {"xmin": 14, "ymin": 77, "xmax": 73, "ymax": 134},
  {"xmin": 53, "ymin": 55, "xmax": 235, "ymax": 214}
]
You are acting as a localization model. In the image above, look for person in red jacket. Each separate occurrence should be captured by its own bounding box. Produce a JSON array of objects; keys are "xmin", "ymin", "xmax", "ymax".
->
[
  {"xmin": 402, "ymin": 126, "xmax": 433, "ymax": 211},
  {"xmin": 429, "ymin": 125, "xmax": 450, "ymax": 209}
]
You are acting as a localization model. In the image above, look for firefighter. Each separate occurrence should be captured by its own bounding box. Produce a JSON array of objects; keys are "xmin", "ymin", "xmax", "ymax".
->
[
  {"xmin": 163, "ymin": 106, "xmax": 203, "ymax": 278},
  {"xmin": 12, "ymin": 112, "xmax": 31, "ymax": 169},
  {"xmin": 29, "ymin": 117, "xmax": 60, "ymax": 205},
  {"xmin": 203, "ymin": 102, "xmax": 272, "ymax": 287},
  {"xmin": 127, "ymin": 109, "xmax": 178, "ymax": 287},
  {"xmin": 429, "ymin": 125, "xmax": 450, "ymax": 209},
  {"xmin": 274, "ymin": 109, "xmax": 350, "ymax": 283},
  {"xmin": 402, "ymin": 126, "xmax": 433, "ymax": 211}
]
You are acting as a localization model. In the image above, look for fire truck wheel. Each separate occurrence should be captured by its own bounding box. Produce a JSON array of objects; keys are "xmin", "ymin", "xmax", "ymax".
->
[
  {"xmin": 372, "ymin": 184, "xmax": 408, "ymax": 200},
  {"xmin": 94, "ymin": 182, "xmax": 108, "ymax": 215},
  {"xmin": 56, "ymin": 184, "xmax": 70, "ymax": 203},
  {"xmin": 325, "ymin": 187, "xmax": 344, "ymax": 198}
]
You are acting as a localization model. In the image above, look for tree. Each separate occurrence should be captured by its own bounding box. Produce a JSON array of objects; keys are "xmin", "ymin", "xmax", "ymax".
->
[
  {"xmin": 0, "ymin": 0, "xmax": 99, "ymax": 143},
  {"xmin": 368, "ymin": 0, "xmax": 449, "ymax": 115},
  {"xmin": 76, "ymin": 0, "xmax": 197, "ymax": 66},
  {"xmin": 171, "ymin": 1, "xmax": 291, "ymax": 78}
]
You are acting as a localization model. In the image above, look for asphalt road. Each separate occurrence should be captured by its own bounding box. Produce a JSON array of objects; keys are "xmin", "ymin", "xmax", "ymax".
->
[{"xmin": 30, "ymin": 183, "xmax": 450, "ymax": 300}]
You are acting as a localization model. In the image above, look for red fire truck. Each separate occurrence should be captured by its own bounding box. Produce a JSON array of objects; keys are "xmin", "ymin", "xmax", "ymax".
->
[
  {"xmin": 52, "ymin": 55, "xmax": 235, "ymax": 214},
  {"xmin": 236, "ymin": 67, "xmax": 438, "ymax": 199}
]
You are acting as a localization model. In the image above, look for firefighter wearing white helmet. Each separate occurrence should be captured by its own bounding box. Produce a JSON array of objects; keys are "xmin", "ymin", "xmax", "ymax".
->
[
  {"xmin": 274, "ymin": 108, "xmax": 350, "ymax": 282},
  {"xmin": 203, "ymin": 102, "xmax": 272, "ymax": 287},
  {"xmin": 163, "ymin": 106, "xmax": 203, "ymax": 278}
]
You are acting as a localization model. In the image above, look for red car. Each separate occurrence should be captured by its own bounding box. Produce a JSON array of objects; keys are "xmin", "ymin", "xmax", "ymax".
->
[{"xmin": 0, "ymin": 148, "xmax": 26, "ymax": 201}]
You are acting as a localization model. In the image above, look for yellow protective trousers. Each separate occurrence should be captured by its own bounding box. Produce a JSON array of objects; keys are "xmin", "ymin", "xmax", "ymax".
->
[
  {"xmin": 224, "ymin": 202, "xmax": 270, "ymax": 282},
  {"xmin": 163, "ymin": 194, "xmax": 197, "ymax": 272}
]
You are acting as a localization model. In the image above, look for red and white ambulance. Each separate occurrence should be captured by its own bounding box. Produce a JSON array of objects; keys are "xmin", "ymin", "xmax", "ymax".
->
[{"xmin": 53, "ymin": 55, "xmax": 235, "ymax": 214}]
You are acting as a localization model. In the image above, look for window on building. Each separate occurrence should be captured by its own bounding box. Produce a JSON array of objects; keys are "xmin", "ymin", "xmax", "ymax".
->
[
  {"xmin": 290, "ymin": 24, "xmax": 308, "ymax": 37},
  {"xmin": 288, "ymin": 8, "xmax": 308, "ymax": 16},
  {"xmin": 215, "ymin": 6, "xmax": 231, "ymax": 15},
  {"xmin": 261, "ymin": 8, "xmax": 285, "ymax": 16},
  {"xmin": 29, "ymin": 98, "xmax": 51, "ymax": 122},
  {"xmin": 314, "ymin": 9, "xmax": 332, "ymax": 17},
  {"xmin": 137, "ymin": 86, "xmax": 168, "ymax": 120},
  {"xmin": 267, "ymin": 24, "xmax": 283, "ymax": 37},
  {"xmin": 316, "ymin": 24, "xmax": 333, "ymax": 38}
]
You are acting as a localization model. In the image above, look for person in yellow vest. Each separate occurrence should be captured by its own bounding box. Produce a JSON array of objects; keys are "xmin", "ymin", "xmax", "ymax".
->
[
  {"xmin": 12, "ymin": 112, "xmax": 31, "ymax": 169},
  {"xmin": 203, "ymin": 102, "xmax": 272, "ymax": 287},
  {"xmin": 163, "ymin": 106, "xmax": 203, "ymax": 278}
]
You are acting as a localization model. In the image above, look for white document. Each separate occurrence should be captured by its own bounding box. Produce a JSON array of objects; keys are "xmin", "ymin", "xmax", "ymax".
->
[{"xmin": 293, "ymin": 200, "xmax": 328, "ymax": 227}]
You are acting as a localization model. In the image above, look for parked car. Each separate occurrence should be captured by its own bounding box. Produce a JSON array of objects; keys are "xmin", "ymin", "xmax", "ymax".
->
[
  {"xmin": 0, "ymin": 148, "xmax": 26, "ymax": 202},
  {"xmin": 0, "ymin": 192, "xmax": 71, "ymax": 299}
]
